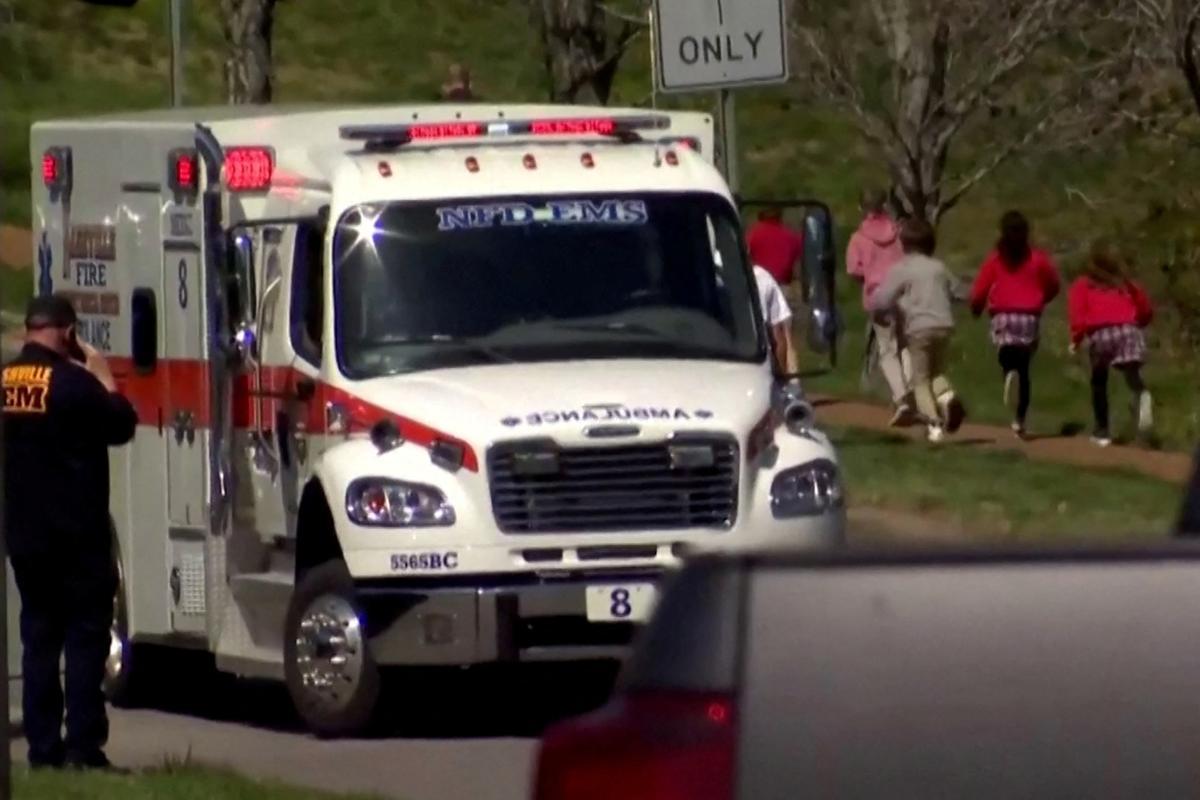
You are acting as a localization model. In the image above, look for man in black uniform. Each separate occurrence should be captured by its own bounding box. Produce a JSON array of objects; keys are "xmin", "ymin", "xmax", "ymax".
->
[{"xmin": 3, "ymin": 295, "xmax": 137, "ymax": 769}]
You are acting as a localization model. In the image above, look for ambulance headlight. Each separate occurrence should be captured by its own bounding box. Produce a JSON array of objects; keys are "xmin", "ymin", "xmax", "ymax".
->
[
  {"xmin": 770, "ymin": 459, "xmax": 843, "ymax": 518},
  {"xmin": 346, "ymin": 479, "xmax": 456, "ymax": 527}
]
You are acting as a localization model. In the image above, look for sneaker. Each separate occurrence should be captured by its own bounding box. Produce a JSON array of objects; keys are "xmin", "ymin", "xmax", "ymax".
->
[
  {"xmin": 1003, "ymin": 371, "xmax": 1017, "ymax": 410},
  {"xmin": 1136, "ymin": 390, "xmax": 1154, "ymax": 434},
  {"xmin": 927, "ymin": 425, "xmax": 946, "ymax": 443},
  {"xmin": 938, "ymin": 392, "xmax": 967, "ymax": 434},
  {"xmin": 889, "ymin": 403, "xmax": 917, "ymax": 428},
  {"xmin": 1091, "ymin": 432, "xmax": 1113, "ymax": 448},
  {"xmin": 1011, "ymin": 421, "xmax": 1027, "ymax": 440}
]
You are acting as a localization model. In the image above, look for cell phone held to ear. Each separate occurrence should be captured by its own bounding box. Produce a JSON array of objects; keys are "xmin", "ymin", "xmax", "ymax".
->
[{"xmin": 67, "ymin": 327, "xmax": 86, "ymax": 362}]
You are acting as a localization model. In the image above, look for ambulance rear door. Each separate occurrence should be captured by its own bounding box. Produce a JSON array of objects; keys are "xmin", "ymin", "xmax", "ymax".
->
[{"xmin": 119, "ymin": 124, "xmax": 214, "ymax": 637}]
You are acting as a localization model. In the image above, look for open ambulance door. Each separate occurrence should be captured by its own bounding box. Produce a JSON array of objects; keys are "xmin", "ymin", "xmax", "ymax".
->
[{"xmin": 738, "ymin": 198, "xmax": 841, "ymax": 370}]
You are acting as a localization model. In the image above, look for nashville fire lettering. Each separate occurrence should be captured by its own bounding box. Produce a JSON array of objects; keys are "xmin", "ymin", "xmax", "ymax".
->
[{"xmin": 2, "ymin": 366, "xmax": 51, "ymax": 414}]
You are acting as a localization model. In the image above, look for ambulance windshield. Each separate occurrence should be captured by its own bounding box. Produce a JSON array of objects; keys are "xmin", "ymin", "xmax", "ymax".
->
[{"xmin": 333, "ymin": 192, "xmax": 764, "ymax": 378}]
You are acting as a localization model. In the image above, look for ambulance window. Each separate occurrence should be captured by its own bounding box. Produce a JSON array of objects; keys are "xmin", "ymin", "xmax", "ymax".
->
[
  {"xmin": 131, "ymin": 289, "xmax": 158, "ymax": 374},
  {"xmin": 291, "ymin": 222, "xmax": 325, "ymax": 364}
]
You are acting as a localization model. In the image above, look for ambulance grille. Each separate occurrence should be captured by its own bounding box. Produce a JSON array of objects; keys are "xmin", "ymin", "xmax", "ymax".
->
[{"xmin": 488, "ymin": 436, "xmax": 738, "ymax": 533}]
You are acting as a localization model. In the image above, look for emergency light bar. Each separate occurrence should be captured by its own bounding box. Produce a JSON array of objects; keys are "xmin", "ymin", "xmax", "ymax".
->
[
  {"xmin": 224, "ymin": 146, "xmax": 275, "ymax": 192},
  {"xmin": 339, "ymin": 115, "xmax": 672, "ymax": 149}
]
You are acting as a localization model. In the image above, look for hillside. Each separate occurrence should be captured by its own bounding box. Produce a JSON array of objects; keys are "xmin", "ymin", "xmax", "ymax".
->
[{"xmin": 4, "ymin": 0, "xmax": 1200, "ymax": 445}]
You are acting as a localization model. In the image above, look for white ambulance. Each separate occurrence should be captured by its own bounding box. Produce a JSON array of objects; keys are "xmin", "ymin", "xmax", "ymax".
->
[{"xmin": 28, "ymin": 104, "xmax": 845, "ymax": 736}]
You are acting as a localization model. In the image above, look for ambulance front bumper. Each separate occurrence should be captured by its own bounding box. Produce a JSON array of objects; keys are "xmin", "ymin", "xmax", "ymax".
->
[{"xmin": 354, "ymin": 569, "xmax": 665, "ymax": 666}]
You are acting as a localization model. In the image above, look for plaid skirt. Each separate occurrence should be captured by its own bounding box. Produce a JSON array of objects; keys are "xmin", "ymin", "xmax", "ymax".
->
[
  {"xmin": 1087, "ymin": 324, "xmax": 1147, "ymax": 368},
  {"xmin": 990, "ymin": 312, "xmax": 1040, "ymax": 348}
]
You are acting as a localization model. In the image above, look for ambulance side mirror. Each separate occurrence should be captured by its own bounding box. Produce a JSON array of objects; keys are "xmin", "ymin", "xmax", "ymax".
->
[
  {"xmin": 801, "ymin": 205, "xmax": 840, "ymax": 368},
  {"xmin": 230, "ymin": 232, "xmax": 258, "ymax": 369}
]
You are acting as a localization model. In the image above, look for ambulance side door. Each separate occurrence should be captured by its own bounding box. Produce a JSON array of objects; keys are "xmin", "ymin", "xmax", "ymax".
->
[
  {"xmin": 163, "ymin": 232, "xmax": 207, "ymax": 528},
  {"xmin": 277, "ymin": 219, "xmax": 327, "ymax": 536},
  {"xmin": 245, "ymin": 226, "xmax": 289, "ymax": 542}
]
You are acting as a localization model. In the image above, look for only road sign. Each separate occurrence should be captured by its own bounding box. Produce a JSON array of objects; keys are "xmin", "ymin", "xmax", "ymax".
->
[{"xmin": 654, "ymin": 0, "xmax": 788, "ymax": 92}]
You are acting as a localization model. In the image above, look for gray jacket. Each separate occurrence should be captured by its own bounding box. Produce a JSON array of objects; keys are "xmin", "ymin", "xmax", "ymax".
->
[{"xmin": 871, "ymin": 254, "xmax": 965, "ymax": 335}]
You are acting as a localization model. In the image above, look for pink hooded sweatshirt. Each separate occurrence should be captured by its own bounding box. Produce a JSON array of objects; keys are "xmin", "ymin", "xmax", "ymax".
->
[{"xmin": 846, "ymin": 213, "xmax": 904, "ymax": 309}]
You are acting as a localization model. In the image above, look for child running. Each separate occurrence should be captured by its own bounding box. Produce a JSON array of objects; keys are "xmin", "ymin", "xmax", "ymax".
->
[
  {"xmin": 846, "ymin": 188, "xmax": 912, "ymax": 425},
  {"xmin": 871, "ymin": 219, "xmax": 967, "ymax": 443},
  {"xmin": 969, "ymin": 211, "xmax": 1061, "ymax": 438},
  {"xmin": 1068, "ymin": 240, "xmax": 1155, "ymax": 447}
]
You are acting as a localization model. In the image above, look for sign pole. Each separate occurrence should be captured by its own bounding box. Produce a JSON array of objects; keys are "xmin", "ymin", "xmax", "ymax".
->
[
  {"xmin": 648, "ymin": 5, "xmax": 659, "ymax": 109},
  {"xmin": 169, "ymin": 0, "xmax": 184, "ymax": 107},
  {"xmin": 716, "ymin": 89, "xmax": 740, "ymax": 193},
  {"xmin": 0, "ymin": 372, "xmax": 9, "ymax": 800}
]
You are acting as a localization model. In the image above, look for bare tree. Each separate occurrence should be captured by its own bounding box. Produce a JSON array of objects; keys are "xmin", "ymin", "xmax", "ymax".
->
[
  {"xmin": 531, "ymin": 0, "xmax": 646, "ymax": 105},
  {"xmin": 223, "ymin": 0, "xmax": 278, "ymax": 104},
  {"xmin": 791, "ymin": 0, "xmax": 1129, "ymax": 223},
  {"xmin": 1123, "ymin": 0, "xmax": 1200, "ymax": 119}
]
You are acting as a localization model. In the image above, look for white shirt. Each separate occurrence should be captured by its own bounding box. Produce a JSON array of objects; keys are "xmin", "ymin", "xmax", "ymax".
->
[{"xmin": 754, "ymin": 265, "xmax": 792, "ymax": 326}]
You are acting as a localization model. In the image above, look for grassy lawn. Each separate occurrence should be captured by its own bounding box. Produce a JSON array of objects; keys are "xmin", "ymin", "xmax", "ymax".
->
[
  {"xmin": 800, "ymin": 274, "xmax": 1200, "ymax": 452},
  {"xmin": 4, "ymin": 0, "xmax": 1199, "ymax": 447},
  {"xmin": 0, "ymin": 266, "xmax": 32, "ymax": 315},
  {"xmin": 832, "ymin": 427, "xmax": 1182, "ymax": 541},
  {"xmin": 16, "ymin": 764, "xmax": 383, "ymax": 800}
]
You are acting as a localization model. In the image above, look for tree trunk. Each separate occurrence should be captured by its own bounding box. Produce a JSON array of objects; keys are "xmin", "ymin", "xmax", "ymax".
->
[
  {"xmin": 532, "ymin": 0, "xmax": 631, "ymax": 105},
  {"xmin": 1178, "ymin": 15, "xmax": 1200, "ymax": 119},
  {"xmin": 886, "ymin": 7, "xmax": 951, "ymax": 223},
  {"xmin": 223, "ymin": 0, "xmax": 276, "ymax": 104}
]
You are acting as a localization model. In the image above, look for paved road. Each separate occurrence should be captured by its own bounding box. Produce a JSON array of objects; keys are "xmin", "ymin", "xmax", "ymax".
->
[
  {"xmin": 9, "ymin": 659, "xmax": 619, "ymax": 800},
  {"xmin": 5, "ymin": 513, "xmax": 937, "ymax": 800}
]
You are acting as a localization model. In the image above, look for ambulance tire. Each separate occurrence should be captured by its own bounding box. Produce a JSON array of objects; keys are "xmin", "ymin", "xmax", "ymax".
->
[
  {"xmin": 284, "ymin": 560, "xmax": 381, "ymax": 739},
  {"xmin": 105, "ymin": 556, "xmax": 144, "ymax": 708}
]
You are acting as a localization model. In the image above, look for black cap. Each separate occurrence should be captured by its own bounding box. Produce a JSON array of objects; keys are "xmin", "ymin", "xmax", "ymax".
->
[{"xmin": 25, "ymin": 294, "xmax": 78, "ymax": 330}]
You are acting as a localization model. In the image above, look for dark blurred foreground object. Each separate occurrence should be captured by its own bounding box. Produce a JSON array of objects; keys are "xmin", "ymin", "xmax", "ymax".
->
[
  {"xmin": 536, "ymin": 547, "xmax": 1200, "ymax": 800},
  {"xmin": 1176, "ymin": 445, "xmax": 1200, "ymax": 535}
]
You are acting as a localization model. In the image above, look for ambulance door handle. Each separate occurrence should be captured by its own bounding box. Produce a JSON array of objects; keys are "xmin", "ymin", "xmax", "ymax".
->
[
  {"xmin": 173, "ymin": 409, "xmax": 196, "ymax": 446},
  {"xmin": 293, "ymin": 377, "xmax": 316, "ymax": 403}
]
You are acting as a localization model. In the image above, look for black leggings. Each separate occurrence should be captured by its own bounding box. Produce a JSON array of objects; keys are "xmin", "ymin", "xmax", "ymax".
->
[
  {"xmin": 1091, "ymin": 364, "xmax": 1146, "ymax": 433},
  {"xmin": 998, "ymin": 346, "xmax": 1032, "ymax": 423}
]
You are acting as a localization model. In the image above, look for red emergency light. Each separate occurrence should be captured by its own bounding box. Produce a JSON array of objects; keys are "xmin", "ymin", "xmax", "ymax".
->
[
  {"xmin": 224, "ymin": 147, "xmax": 274, "ymax": 191},
  {"xmin": 339, "ymin": 115, "xmax": 670, "ymax": 148},
  {"xmin": 529, "ymin": 118, "xmax": 617, "ymax": 136},
  {"xmin": 41, "ymin": 147, "xmax": 72, "ymax": 195},
  {"xmin": 168, "ymin": 148, "xmax": 199, "ymax": 194},
  {"xmin": 409, "ymin": 122, "xmax": 484, "ymax": 140},
  {"xmin": 663, "ymin": 136, "xmax": 701, "ymax": 153}
]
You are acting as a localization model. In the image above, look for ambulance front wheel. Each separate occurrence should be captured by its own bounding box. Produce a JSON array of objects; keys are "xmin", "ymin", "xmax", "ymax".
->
[
  {"xmin": 104, "ymin": 554, "xmax": 142, "ymax": 707},
  {"xmin": 284, "ymin": 560, "xmax": 381, "ymax": 738}
]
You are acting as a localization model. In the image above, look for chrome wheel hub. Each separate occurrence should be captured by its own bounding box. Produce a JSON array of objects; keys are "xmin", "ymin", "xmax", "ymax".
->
[
  {"xmin": 104, "ymin": 560, "xmax": 126, "ymax": 692},
  {"xmin": 104, "ymin": 622, "xmax": 124, "ymax": 689},
  {"xmin": 294, "ymin": 595, "xmax": 365, "ymax": 712}
]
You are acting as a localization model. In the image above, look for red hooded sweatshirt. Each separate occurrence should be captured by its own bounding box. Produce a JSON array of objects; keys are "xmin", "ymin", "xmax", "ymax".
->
[
  {"xmin": 969, "ymin": 248, "xmax": 1061, "ymax": 317},
  {"xmin": 846, "ymin": 213, "xmax": 904, "ymax": 309},
  {"xmin": 1067, "ymin": 277, "xmax": 1154, "ymax": 345}
]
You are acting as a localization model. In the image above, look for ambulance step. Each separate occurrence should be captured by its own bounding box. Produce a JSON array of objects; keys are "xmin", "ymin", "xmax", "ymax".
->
[{"xmin": 229, "ymin": 570, "xmax": 294, "ymax": 606}]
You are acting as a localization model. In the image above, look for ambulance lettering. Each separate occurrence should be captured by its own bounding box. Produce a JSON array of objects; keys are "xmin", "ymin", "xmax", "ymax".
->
[
  {"xmin": 76, "ymin": 318, "xmax": 112, "ymax": 352},
  {"xmin": 73, "ymin": 260, "xmax": 108, "ymax": 288},
  {"xmin": 515, "ymin": 405, "xmax": 713, "ymax": 426},
  {"xmin": 437, "ymin": 199, "xmax": 648, "ymax": 231}
]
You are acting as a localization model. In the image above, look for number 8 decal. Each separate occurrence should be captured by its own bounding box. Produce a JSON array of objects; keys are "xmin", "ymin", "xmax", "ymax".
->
[
  {"xmin": 178, "ymin": 257, "xmax": 189, "ymax": 309},
  {"xmin": 610, "ymin": 588, "xmax": 632, "ymax": 619}
]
